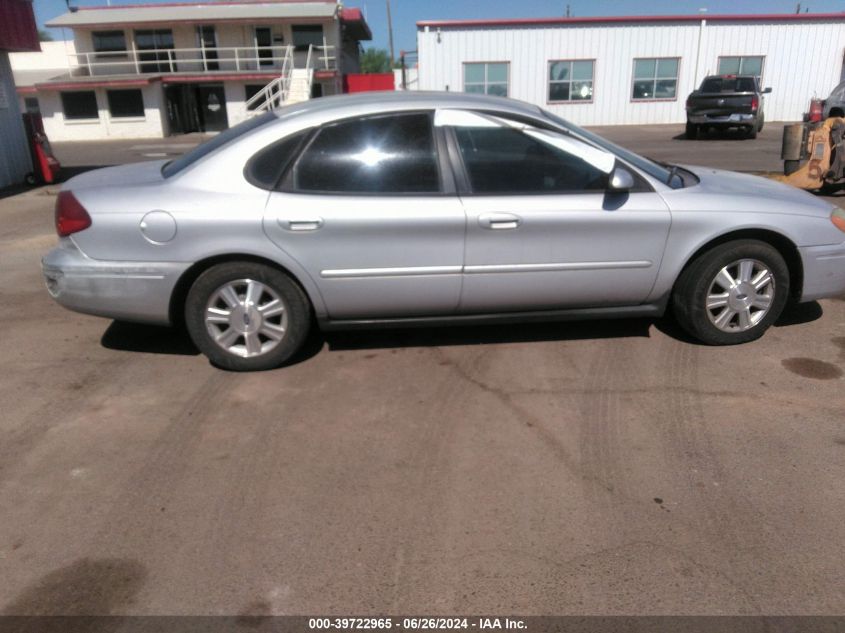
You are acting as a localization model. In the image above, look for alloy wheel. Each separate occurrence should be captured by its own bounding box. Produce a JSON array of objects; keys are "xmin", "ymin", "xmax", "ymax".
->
[{"xmin": 705, "ymin": 259, "xmax": 775, "ymax": 332}]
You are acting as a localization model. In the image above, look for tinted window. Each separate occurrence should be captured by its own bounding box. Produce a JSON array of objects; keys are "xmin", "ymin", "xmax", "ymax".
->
[
  {"xmin": 162, "ymin": 111, "xmax": 276, "ymax": 178},
  {"xmin": 107, "ymin": 89, "xmax": 144, "ymax": 118},
  {"xmin": 92, "ymin": 30, "xmax": 126, "ymax": 52},
  {"xmin": 292, "ymin": 25, "xmax": 323, "ymax": 51},
  {"xmin": 700, "ymin": 77, "xmax": 757, "ymax": 93},
  {"xmin": 61, "ymin": 91, "xmax": 98, "ymax": 120},
  {"xmin": 632, "ymin": 58, "xmax": 679, "ymax": 100},
  {"xmin": 454, "ymin": 126, "xmax": 607, "ymax": 194},
  {"xmin": 246, "ymin": 130, "xmax": 309, "ymax": 189},
  {"xmin": 292, "ymin": 113, "xmax": 440, "ymax": 194}
]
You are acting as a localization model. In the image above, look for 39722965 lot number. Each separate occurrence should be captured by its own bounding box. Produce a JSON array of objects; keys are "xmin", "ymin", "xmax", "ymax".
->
[{"xmin": 308, "ymin": 618, "xmax": 472, "ymax": 630}]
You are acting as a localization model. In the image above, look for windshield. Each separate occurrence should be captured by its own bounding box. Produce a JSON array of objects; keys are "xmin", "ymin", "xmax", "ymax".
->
[
  {"xmin": 162, "ymin": 111, "xmax": 277, "ymax": 178},
  {"xmin": 541, "ymin": 109, "xmax": 675, "ymax": 185}
]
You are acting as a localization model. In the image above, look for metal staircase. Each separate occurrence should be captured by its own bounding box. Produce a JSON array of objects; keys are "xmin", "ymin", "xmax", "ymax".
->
[{"xmin": 244, "ymin": 43, "xmax": 336, "ymax": 113}]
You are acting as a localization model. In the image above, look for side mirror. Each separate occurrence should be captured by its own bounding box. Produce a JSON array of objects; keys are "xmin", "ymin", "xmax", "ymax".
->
[
  {"xmin": 763, "ymin": 87, "xmax": 772, "ymax": 94},
  {"xmin": 609, "ymin": 166, "xmax": 635, "ymax": 191}
]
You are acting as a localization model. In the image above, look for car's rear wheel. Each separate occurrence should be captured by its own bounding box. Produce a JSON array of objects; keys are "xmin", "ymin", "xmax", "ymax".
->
[
  {"xmin": 685, "ymin": 122, "xmax": 698, "ymax": 139},
  {"xmin": 672, "ymin": 240, "xmax": 789, "ymax": 345},
  {"xmin": 746, "ymin": 124, "xmax": 758, "ymax": 139},
  {"xmin": 185, "ymin": 262, "xmax": 311, "ymax": 371}
]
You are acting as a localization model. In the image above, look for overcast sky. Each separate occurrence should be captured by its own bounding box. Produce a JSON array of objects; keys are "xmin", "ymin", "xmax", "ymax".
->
[{"xmin": 36, "ymin": 0, "xmax": 845, "ymax": 57}]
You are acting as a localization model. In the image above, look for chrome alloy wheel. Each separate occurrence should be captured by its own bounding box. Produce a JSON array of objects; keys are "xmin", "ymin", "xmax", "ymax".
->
[
  {"xmin": 205, "ymin": 278, "xmax": 288, "ymax": 358},
  {"xmin": 705, "ymin": 259, "xmax": 775, "ymax": 333}
]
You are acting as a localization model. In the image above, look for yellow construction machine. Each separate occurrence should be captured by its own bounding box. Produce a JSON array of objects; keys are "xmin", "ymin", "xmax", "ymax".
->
[{"xmin": 777, "ymin": 117, "xmax": 845, "ymax": 192}]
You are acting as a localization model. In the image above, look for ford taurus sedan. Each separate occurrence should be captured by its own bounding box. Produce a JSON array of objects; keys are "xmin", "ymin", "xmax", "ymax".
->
[{"xmin": 43, "ymin": 92, "xmax": 845, "ymax": 371}]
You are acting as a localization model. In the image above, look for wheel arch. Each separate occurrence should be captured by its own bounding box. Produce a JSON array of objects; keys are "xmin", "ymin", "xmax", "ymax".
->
[
  {"xmin": 828, "ymin": 107, "xmax": 845, "ymax": 118},
  {"xmin": 169, "ymin": 253, "xmax": 323, "ymax": 328},
  {"xmin": 674, "ymin": 228, "xmax": 803, "ymax": 304}
]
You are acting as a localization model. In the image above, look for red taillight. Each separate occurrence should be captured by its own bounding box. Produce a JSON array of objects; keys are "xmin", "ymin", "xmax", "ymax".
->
[
  {"xmin": 809, "ymin": 98, "xmax": 823, "ymax": 123},
  {"xmin": 751, "ymin": 95, "xmax": 759, "ymax": 111},
  {"xmin": 55, "ymin": 191, "xmax": 92, "ymax": 237}
]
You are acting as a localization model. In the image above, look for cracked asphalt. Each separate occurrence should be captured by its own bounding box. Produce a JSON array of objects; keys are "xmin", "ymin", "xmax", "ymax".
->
[{"xmin": 1, "ymin": 129, "xmax": 845, "ymax": 615}]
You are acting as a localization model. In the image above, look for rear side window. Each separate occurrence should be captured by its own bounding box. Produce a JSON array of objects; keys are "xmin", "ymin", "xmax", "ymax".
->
[
  {"xmin": 291, "ymin": 113, "xmax": 440, "ymax": 194},
  {"xmin": 245, "ymin": 130, "xmax": 310, "ymax": 189}
]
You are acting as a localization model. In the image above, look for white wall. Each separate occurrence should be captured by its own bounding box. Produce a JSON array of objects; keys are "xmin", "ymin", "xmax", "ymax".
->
[
  {"xmin": 40, "ymin": 83, "xmax": 165, "ymax": 141},
  {"xmin": 9, "ymin": 40, "xmax": 75, "ymax": 71},
  {"xmin": 417, "ymin": 18, "xmax": 845, "ymax": 125}
]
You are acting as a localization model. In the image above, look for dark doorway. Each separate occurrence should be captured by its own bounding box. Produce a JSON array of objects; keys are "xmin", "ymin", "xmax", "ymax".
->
[
  {"xmin": 165, "ymin": 84, "xmax": 228, "ymax": 135},
  {"xmin": 254, "ymin": 27, "xmax": 273, "ymax": 68},
  {"xmin": 310, "ymin": 82, "xmax": 323, "ymax": 99}
]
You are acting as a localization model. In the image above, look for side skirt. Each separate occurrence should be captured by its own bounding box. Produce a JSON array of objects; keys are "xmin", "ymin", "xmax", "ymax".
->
[{"xmin": 318, "ymin": 303, "xmax": 666, "ymax": 332}]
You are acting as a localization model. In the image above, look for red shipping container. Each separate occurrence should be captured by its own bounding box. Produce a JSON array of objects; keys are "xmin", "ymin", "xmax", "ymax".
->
[{"xmin": 345, "ymin": 73, "xmax": 395, "ymax": 93}]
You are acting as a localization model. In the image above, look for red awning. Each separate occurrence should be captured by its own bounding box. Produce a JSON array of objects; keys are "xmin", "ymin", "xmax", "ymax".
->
[
  {"xmin": 0, "ymin": 0, "xmax": 40, "ymax": 52},
  {"xmin": 35, "ymin": 77, "xmax": 155, "ymax": 91}
]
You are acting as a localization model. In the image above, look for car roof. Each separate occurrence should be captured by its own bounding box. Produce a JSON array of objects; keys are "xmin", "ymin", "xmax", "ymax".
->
[{"xmin": 271, "ymin": 91, "xmax": 546, "ymax": 121}]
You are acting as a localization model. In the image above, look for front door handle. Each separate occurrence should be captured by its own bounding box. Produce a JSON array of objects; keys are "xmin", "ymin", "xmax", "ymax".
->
[
  {"xmin": 478, "ymin": 213, "xmax": 521, "ymax": 230},
  {"xmin": 280, "ymin": 216, "xmax": 324, "ymax": 231}
]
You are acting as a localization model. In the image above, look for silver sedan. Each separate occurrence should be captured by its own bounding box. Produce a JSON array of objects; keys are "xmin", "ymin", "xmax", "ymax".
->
[{"xmin": 43, "ymin": 92, "xmax": 845, "ymax": 371}]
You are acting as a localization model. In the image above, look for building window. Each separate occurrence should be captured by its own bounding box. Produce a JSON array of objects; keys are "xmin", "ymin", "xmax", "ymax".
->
[
  {"xmin": 464, "ymin": 62, "xmax": 508, "ymax": 97},
  {"xmin": 107, "ymin": 89, "xmax": 144, "ymax": 118},
  {"xmin": 718, "ymin": 56, "xmax": 764, "ymax": 85},
  {"xmin": 548, "ymin": 60, "xmax": 594, "ymax": 102},
  {"xmin": 92, "ymin": 30, "xmax": 126, "ymax": 53},
  {"xmin": 24, "ymin": 97, "xmax": 40, "ymax": 114},
  {"xmin": 632, "ymin": 58, "xmax": 679, "ymax": 101},
  {"xmin": 245, "ymin": 84, "xmax": 265, "ymax": 110},
  {"xmin": 60, "ymin": 91, "xmax": 98, "ymax": 120},
  {"xmin": 292, "ymin": 25, "xmax": 324, "ymax": 51}
]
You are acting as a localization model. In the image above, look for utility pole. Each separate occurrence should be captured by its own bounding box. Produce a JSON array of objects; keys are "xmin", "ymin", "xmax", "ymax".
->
[
  {"xmin": 386, "ymin": 0, "xmax": 395, "ymax": 66},
  {"xmin": 566, "ymin": 4, "xmax": 571, "ymax": 18}
]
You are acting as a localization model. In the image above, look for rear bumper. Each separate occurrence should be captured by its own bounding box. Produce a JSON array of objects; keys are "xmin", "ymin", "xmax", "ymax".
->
[
  {"xmin": 687, "ymin": 113, "xmax": 756, "ymax": 125},
  {"xmin": 799, "ymin": 242, "xmax": 845, "ymax": 302},
  {"xmin": 42, "ymin": 239, "xmax": 190, "ymax": 325}
]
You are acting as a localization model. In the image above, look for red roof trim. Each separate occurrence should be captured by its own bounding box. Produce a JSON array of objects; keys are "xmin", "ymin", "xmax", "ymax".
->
[
  {"xmin": 35, "ymin": 78, "xmax": 155, "ymax": 90},
  {"xmin": 0, "ymin": 0, "xmax": 40, "ymax": 52},
  {"xmin": 77, "ymin": 0, "xmax": 335, "ymax": 10},
  {"xmin": 16, "ymin": 86, "xmax": 38, "ymax": 94},
  {"xmin": 417, "ymin": 12, "xmax": 845, "ymax": 28}
]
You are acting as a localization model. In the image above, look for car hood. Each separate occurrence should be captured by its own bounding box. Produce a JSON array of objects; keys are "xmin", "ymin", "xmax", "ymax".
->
[
  {"xmin": 665, "ymin": 165, "xmax": 834, "ymax": 218},
  {"xmin": 62, "ymin": 159, "xmax": 168, "ymax": 191}
]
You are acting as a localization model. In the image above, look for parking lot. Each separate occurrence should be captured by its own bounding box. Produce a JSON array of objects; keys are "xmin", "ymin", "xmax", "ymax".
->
[{"xmin": 1, "ymin": 123, "xmax": 844, "ymax": 616}]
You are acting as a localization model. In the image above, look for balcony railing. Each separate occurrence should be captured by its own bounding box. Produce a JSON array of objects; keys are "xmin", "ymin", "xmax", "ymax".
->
[{"xmin": 67, "ymin": 45, "xmax": 314, "ymax": 76}]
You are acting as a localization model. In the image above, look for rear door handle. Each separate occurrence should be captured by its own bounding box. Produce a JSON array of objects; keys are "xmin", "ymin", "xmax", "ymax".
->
[
  {"xmin": 478, "ymin": 213, "xmax": 521, "ymax": 230},
  {"xmin": 279, "ymin": 216, "xmax": 323, "ymax": 231}
]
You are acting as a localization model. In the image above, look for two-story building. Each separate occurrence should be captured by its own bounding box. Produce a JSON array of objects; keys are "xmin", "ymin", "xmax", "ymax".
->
[{"xmin": 26, "ymin": 0, "xmax": 371, "ymax": 140}]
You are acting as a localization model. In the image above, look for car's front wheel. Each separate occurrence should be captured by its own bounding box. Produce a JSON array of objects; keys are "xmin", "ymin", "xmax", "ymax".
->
[
  {"xmin": 185, "ymin": 262, "xmax": 311, "ymax": 371},
  {"xmin": 685, "ymin": 122, "xmax": 698, "ymax": 139},
  {"xmin": 672, "ymin": 240, "xmax": 789, "ymax": 345}
]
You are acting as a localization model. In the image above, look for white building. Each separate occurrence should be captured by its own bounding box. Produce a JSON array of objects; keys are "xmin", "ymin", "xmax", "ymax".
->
[
  {"xmin": 13, "ymin": 0, "xmax": 371, "ymax": 141},
  {"xmin": 417, "ymin": 12, "xmax": 845, "ymax": 126}
]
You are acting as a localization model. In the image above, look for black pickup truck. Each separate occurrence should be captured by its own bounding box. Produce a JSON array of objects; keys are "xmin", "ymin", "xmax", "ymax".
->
[{"xmin": 685, "ymin": 75, "xmax": 772, "ymax": 139}]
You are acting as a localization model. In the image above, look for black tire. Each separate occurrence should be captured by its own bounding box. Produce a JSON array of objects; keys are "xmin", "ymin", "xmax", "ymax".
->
[
  {"xmin": 757, "ymin": 114, "xmax": 765, "ymax": 132},
  {"xmin": 746, "ymin": 124, "xmax": 758, "ymax": 139},
  {"xmin": 672, "ymin": 240, "xmax": 789, "ymax": 345},
  {"xmin": 184, "ymin": 262, "xmax": 311, "ymax": 371},
  {"xmin": 685, "ymin": 122, "xmax": 698, "ymax": 139}
]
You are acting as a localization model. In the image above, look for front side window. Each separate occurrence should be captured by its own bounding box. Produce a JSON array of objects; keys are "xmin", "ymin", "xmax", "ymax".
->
[
  {"xmin": 92, "ymin": 30, "xmax": 126, "ymax": 53},
  {"xmin": 292, "ymin": 113, "xmax": 440, "ymax": 194},
  {"xmin": 61, "ymin": 91, "xmax": 98, "ymax": 120},
  {"xmin": 548, "ymin": 60, "xmax": 594, "ymax": 102},
  {"xmin": 632, "ymin": 58, "xmax": 679, "ymax": 101},
  {"xmin": 442, "ymin": 111, "xmax": 612, "ymax": 194},
  {"xmin": 464, "ymin": 62, "xmax": 508, "ymax": 97},
  {"xmin": 292, "ymin": 25, "xmax": 324, "ymax": 51},
  {"xmin": 718, "ymin": 56, "xmax": 764, "ymax": 85},
  {"xmin": 107, "ymin": 89, "xmax": 144, "ymax": 118}
]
